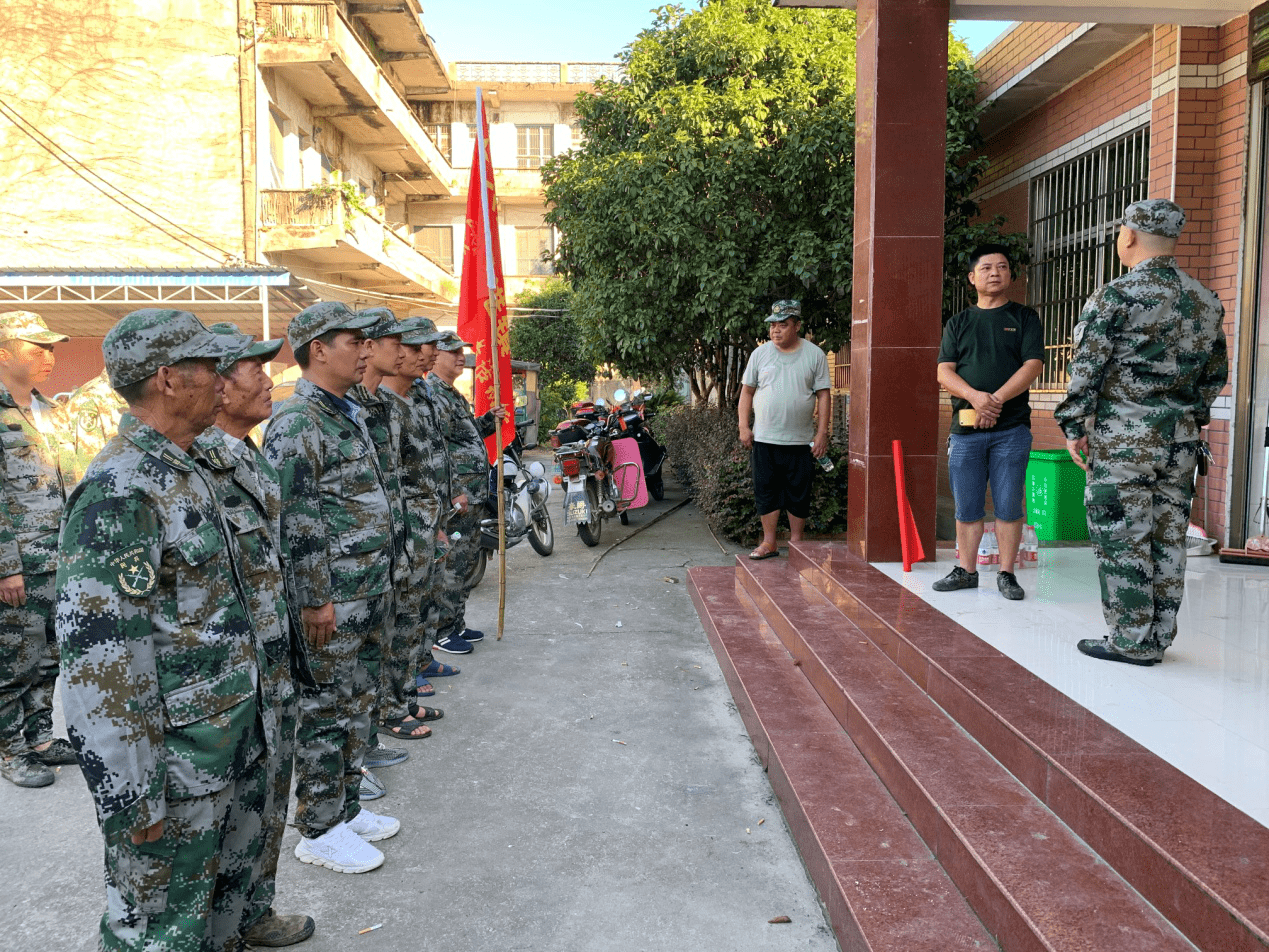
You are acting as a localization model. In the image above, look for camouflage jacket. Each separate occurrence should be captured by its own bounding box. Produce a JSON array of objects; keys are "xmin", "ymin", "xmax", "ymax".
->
[
  {"xmin": 350, "ymin": 382, "xmax": 408, "ymax": 580},
  {"xmin": 56, "ymin": 415, "xmax": 265, "ymax": 844},
  {"xmin": 263, "ymin": 377, "xmax": 393, "ymax": 606},
  {"xmin": 384, "ymin": 386, "xmax": 446, "ymax": 566},
  {"xmin": 64, "ymin": 369, "xmax": 126, "ymax": 481},
  {"xmin": 424, "ymin": 376, "xmax": 496, "ymax": 503},
  {"xmin": 0, "ymin": 385, "xmax": 74, "ymax": 577},
  {"xmin": 1055, "ymin": 255, "xmax": 1228, "ymax": 446},
  {"xmin": 194, "ymin": 428, "xmax": 312, "ymax": 692}
]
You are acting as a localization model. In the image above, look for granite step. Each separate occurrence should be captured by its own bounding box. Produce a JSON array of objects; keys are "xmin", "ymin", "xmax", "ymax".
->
[
  {"xmin": 688, "ymin": 566, "xmax": 1000, "ymax": 952},
  {"xmin": 790, "ymin": 541, "xmax": 1269, "ymax": 952}
]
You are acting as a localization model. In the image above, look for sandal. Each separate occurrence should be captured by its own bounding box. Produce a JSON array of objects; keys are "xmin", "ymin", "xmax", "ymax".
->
[
  {"xmin": 419, "ymin": 660, "xmax": 460, "ymax": 678},
  {"xmin": 411, "ymin": 678, "xmax": 436, "ymax": 698},
  {"xmin": 406, "ymin": 703, "xmax": 443, "ymax": 722},
  {"xmin": 380, "ymin": 716, "xmax": 432, "ymax": 739},
  {"xmin": 748, "ymin": 543, "xmax": 779, "ymax": 561}
]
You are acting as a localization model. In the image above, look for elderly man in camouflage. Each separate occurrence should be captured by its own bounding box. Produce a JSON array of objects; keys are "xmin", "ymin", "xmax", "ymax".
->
[
  {"xmin": 426, "ymin": 332, "xmax": 507, "ymax": 654},
  {"xmin": 194, "ymin": 323, "xmax": 317, "ymax": 948},
  {"xmin": 1055, "ymin": 199, "xmax": 1228, "ymax": 666},
  {"xmin": 263, "ymin": 301, "xmax": 401, "ymax": 875},
  {"xmin": 56, "ymin": 309, "xmax": 269, "ymax": 951},
  {"xmin": 0, "ymin": 311, "xmax": 78, "ymax": 788}
]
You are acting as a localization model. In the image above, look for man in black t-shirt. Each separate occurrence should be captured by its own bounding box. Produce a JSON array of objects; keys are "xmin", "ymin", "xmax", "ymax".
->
[{"xmin": 935, "ymin": 244, "xmax": 1044, "ymax": 600}]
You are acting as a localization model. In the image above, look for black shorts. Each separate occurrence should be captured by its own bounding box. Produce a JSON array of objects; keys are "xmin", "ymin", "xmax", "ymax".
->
[{"xmin": 752, "ymin": 441, "xmax": 814, "ymax": 519}]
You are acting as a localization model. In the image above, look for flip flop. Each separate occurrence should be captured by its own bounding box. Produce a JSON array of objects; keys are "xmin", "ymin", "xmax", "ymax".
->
[
  {"xmin": 406, "ymin": 703, "xmax": 444, "ymax": 722},
  {"xmin": 380, "ymin": 716, "xmax": 432, "ymax": 739},
  {"xmin": 419, "ymin": 661, "xmax": 460, "ymax": 678},
  {"xmin": 748, "ymin": 543, "xmax": 779, "ymax": 561}
]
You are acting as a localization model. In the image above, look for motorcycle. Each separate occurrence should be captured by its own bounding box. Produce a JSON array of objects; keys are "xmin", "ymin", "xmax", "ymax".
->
[
  {"xmin": 610, "ymin": 388, "xmax": 668, "ymax": 503},
  {"xmin": 465, "ymin": 420, "xmax": 554, "ymax": 588},
  {"xmin": 550, "ymin": 398, "xmax": 647, "ymax": 546}
]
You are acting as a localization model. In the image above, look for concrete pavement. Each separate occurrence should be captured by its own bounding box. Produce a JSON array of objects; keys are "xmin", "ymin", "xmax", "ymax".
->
[{"xmin": 0, "ymin": 471, "xmax": 840, "ymax": 952}]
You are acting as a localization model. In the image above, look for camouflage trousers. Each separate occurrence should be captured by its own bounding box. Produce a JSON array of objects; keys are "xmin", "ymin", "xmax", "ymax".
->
[
  {"xmin": 100, "ymin": 754, "xmax": 267, "ymax": 952},
  {"xmin": 293, "ymin": 594, "xmax": 386, "ymax": 838},
  {"xmin": 245, "ymin": 643, "xmax": 299, "ymax": 929},
  {"xmin": 434, "ymin": 508, "xmax": 483, "ymax": 643},
  {"xmin": 1085, "ymin": 439, "xmax": 1198, "ymax": 657},
  {"xmin": 378, "ymin": 560, "xmax": 436, "ymax": 728},
  {"xmin": 0, "ymin": 571, "xmax": 57, "ymax": 757}
]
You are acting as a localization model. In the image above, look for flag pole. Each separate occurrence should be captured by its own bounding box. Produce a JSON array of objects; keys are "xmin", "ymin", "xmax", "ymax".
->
[{"xmin": 474, "ymin": 87, "xmax": 507, "ymax": 641}]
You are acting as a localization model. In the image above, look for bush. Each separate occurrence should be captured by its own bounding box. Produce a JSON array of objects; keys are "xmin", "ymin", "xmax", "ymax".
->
[{"xmin": 658, "ymin": 406, "xmax": 849, "ymax": 546}]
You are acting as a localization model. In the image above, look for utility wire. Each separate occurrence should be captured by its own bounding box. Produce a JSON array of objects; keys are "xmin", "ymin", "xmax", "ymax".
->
[{"xmin": 0, "ymin": 103, "xmax": 234, "ymax": 263}]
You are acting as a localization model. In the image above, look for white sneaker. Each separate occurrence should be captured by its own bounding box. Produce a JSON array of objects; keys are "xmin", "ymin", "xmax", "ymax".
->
[
  {"xmin": 294, "ymin": 822, "xmax": 384, "ymax": 873},
  {"xmin": 347, "ymin": 808, "xmax": 401, "ymax": 842}
]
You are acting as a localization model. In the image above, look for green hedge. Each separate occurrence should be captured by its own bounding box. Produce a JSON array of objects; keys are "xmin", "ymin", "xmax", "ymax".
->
[{"xmin": 657, "ymin": 406, "xmax": 849, "ymax": 547}]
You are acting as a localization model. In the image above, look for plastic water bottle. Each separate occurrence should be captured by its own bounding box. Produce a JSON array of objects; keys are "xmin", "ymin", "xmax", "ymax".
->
[
  {"xmin": 811, "ymin": 443, "xmax": 834, "ymax": 472},
  {"xmin": 978, "ymin": 524, "xmax": 998, "ymax": 568},
  {"xmin": 1021, "ymin": 524, "xmax": 1039, "ymax": 566}
]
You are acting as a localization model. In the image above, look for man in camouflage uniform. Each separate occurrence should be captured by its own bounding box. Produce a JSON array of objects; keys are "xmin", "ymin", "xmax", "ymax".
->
[
  {"xmin": 65, "ymin": 367, "xmax": 127, "ymax": 481},
  {"xmin": 1056, "ymin": 199, "xmax": 1228, "ymax": 665},
  {"xmin": 195, "ymin": 323, "xmax": 316, "ymax": 948},
  {"xmin": 56, "ymin": 308, "xmax": 270, "ymax": 951},
  {"xmin": 0, "ymin": 310, "xmax": 78, "ymax": 787},
  {"xmin": 426, "ymin": 332, "xmax": 506, "ymax": 654},
  {"xmin": 263, "ymin": 301, "xmax": 400, "ymax": 875}
]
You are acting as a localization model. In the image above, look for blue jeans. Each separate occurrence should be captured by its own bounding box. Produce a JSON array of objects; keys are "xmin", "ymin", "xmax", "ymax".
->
[{"xmin": 947, "ymin": 425, "xmax": 1032, "ymax": 523}]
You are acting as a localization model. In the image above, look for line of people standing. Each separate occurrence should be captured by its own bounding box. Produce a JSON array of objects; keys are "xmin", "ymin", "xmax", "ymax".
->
[{"xmin": 1, "ymin": 300, "xmax": 503, "ymax": 951}]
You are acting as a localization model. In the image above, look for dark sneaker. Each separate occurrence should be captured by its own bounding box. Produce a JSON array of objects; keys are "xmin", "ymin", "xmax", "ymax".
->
[
  {"xmin": 358, "ymin": 766, "xmax": 386, "ymax": 801},
  {"xmin": 433, "ymin": 634, "xmax": 474, "ymax": 655},
  {"xmin": 1, "ymin": 752, "xmax": 55, "ymax": 788},
  {"xmin": 997, "ymin": 571, "xmax": 1025, "ymax": 601},
  {"xmin": 932, "ymin": 566, "xmax": 979, "ymax": 592},
  {"xmin": 363, "ymin": 742, "xmax": 408, "ymax": 769},
  {"xmin": 33, "ymin": 738, "xmax": 78, "ymax": 766},
  {"xmin": 243, "ymin": 909, "xmax": 316, "ymax": 948},
  {"xmin": 458, "ymin": 628, "xmax": 485, "ymax": 643},
  {"xmin": 1077, "ymin": 638, "xmax": 1161, "ymax": 666}
]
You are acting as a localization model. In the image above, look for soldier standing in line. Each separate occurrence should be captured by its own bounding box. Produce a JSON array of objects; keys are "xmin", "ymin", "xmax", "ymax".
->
[
  {"xmin": 1055, "ymin": 199, "xmax": 1228, "ymax": 666},
  {"xmin": 56, "ymin": 309, "xmax": 269, "ymax": 951},
  {"xmin": 194, "ymin": 323, "xmax": 316, "ymax": 948},
  {"xmin": 0, "ymin": 311, "xmax": 78, "ymax": 787},
  {"xmin": 64, "ymin": 366, "xmax": 127, "ymax": 481},
  {"xmin": 407, "ymin": 324, "xmax": 464, "ymax": 687},
  {"xmin": 426, "ymin": 332, "xmax": 507, "ymax": 655},
  {"xmin": 263, "ymin": 301, "xmax": 400, "ymax": 875}
]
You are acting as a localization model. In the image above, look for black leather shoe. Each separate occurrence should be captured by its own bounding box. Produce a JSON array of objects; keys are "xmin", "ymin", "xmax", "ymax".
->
[
  {"xmin": 932, "ymin": 566, "xmax": 979, "ymax": 592},
  {"xmin": 1077, "ymin": 638, "xmax": 1160, "ymax": 666},
  {"xmin": 997, "ymin": 571, "xmax": 1025, "ymax": 601}
]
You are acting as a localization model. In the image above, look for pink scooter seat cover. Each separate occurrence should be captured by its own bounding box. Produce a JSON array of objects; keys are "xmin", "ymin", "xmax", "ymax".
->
[{"xmin": 611, "ymin": 437, "xmax": 648, "ymax": 509}]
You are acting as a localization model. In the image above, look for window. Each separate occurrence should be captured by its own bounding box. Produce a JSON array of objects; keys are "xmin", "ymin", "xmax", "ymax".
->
[
  {"xmin": 516, "ymin": 125, "xmax": 554, "ymax": 169},
  {"xmin": 515, "ymin": 226, "xmax": 555, "ymax": 275},
  {"xmin": 1028, "ymin": 127, "xmax": 1150, "ymax": 389},
  {"xmin": 268, "ymin": 107, "xmax": 290, "ymax": 189},
  {"xmin": 415, "ymin": 225, "xmax": 455, "ymax": 272},
  {"xmin": 424, "ymin": 123, "xmax": 452, "ymax": 165}
]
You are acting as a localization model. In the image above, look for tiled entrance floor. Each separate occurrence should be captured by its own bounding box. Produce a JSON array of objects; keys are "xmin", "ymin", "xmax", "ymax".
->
[{"xmin": 874, "ymin": 548, "xmax": 1269, "ymax": 827}]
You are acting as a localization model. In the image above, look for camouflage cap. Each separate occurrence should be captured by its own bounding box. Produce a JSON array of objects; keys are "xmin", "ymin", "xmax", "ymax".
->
[
  {"xmin": 207, "ymin": 321, "xmax": 284, "ymax": 375},
  {"xmin": 765, "ymin": 299, "xmax": 802, "ymax": 323},
  {"xmin": 434, "ymin": 330, "xmax": 472, "ymax": 351},
  {"xmin": 287, "ymin": 301, "xmax": 378, "ymax": 350},
  {"xmin": 357, "ymin": 306, "xmax": 404, "ymax": 340},
  {"xmin": 397, "ymin": 316, "xmax": 446, "ymax": 345},
  {"xmin": 1118, "ymin": 199, "xmax": 1186, "ymax": 238},
  {"xmin": 103, "ymin": 308, "xmax": 245, "ymax": 389},
  {"xmin": 0, "ymin": 310, "xmax": 69, "ymax": 344}
]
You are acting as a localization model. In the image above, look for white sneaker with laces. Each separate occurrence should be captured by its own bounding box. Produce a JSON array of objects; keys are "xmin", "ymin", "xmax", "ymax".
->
[
  {"xmin": 347, "ymin": 808, "xmax": 401, "ymax": 842},
  {"xmin": 294, "ymin": 822, "xmax": 384, "ymax": 873}
]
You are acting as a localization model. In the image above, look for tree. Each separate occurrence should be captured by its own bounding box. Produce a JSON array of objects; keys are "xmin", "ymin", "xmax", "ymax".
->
[
  {"xmin": 543, "ymin": 0, "xmax": 857, "ymax": 407},
  {"xmin": 509, "ymin": 279, "xmax": 596, "ymax": 423}
]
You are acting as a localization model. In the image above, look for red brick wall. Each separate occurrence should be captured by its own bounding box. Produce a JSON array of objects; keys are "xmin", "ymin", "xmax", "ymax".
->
[{"xmin": 976, "ymin": 23, "xmax": 1084, "ymax": 101}]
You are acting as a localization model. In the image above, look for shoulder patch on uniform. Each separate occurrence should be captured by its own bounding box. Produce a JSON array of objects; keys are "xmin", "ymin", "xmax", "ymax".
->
[
  {"xmin": 159, "ymin": 448, "xmax": 191, "ymax": 471},
  {"xmin": 203, "ymin": 446, "xmax": 232, "ymax": 470},
  {"xmin": 107, "ymin": 544, "xmax": 157, "ymax": 597}
]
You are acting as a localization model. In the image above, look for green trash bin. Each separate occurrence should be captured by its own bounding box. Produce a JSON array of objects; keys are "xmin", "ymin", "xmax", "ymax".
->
[{"xmin": 1026, "ymin": 449, "xmax": 1089, "ymax": 541}]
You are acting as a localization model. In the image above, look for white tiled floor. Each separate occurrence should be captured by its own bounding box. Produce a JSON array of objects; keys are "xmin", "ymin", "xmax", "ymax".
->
[{"xmin": 874, "ymin": 548, "xmax": 1269, "ymax": 827}]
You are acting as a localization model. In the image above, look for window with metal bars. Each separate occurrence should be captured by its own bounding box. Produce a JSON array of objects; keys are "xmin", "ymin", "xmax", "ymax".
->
[
  {"xmin": 1027, "ymin": 127, "xmax": 1150, "ymax": 389},
  {"xmin": 423, "ymin": 124, "xmax": 452, "ymax": 165},
  {"xmin": 516, "ymin": 125, "xmax": 554, "ymax": 169}
]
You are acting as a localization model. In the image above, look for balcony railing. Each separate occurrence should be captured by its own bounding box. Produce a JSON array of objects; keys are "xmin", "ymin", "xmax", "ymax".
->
[{"xmin": 452, "ymin": 62, "xmax": 625, "ymax": 84}]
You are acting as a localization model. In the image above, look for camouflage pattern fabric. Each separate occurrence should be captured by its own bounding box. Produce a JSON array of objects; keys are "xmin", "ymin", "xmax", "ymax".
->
[
  {"xmin": 65, "ymin": 369, "xmax": 126, "ymax": 481},
  {"xmin": 101, "ymin": 308, "xmax": 244, "ymax": 389},
  {"xmin": 426, "ymin": 376, "xmax": 496, "ymax": 503},
  {"xmin": 349, "ymin": 382, "xmax": 407, "ymax": 581},
  {"xmin": 1055, "ymin": 254, "xmax": 1227, "ymax": 656},
  {"xmin": 407, "ymin": 378, "xmax": 456, "ymax": 670},
  {"xmin": 434, "ymin": 507, "xmax": 483, "ymax": 643},
  {"xmin": 0, "ymin": 382, "xmax": 73, "ymax": 756},
  {"xmin": 286, "ymin": 301, "xmax": 377, "ymax": 351},
  {"xmin": 263, "ymin": 377, "xmax": 394, "ymax": 606},
  {"xmin": 56, "ymin": 413, "xmax": 267, "ymax": 947},
  {"xmin": 194, "ymin": 428, "xmax": 301, "ymax": 930},
  {"xmin": 292, "ymin": 593, "xmax": 386, "ymax": 837}
]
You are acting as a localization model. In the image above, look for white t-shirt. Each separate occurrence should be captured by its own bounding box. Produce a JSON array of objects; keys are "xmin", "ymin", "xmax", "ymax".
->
[{"xmin": 742, "ymin": 339, "xmax": 830, "ymax": 445}]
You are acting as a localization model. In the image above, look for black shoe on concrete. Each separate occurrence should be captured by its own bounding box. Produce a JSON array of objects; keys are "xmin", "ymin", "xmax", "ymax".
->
[
  {"xmin": 243, "ymin": 909, "xmax": 316, "ymax": 947},
  {"xmin": 1077, "ymin": 638, "xmax": 1161, "ymax": 666},
  {"xmin": 932, "ymin": 566, "xmax": 979, "ymax": 592},
  {"xmin": 997, "ymin": 571, "xmax": 1025, "ymax": 601}
]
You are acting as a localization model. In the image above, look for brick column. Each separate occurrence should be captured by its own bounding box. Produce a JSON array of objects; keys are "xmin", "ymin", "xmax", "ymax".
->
[{"xmin": 847, "ymin": 0, "xmax": 949, "ymax": 562}]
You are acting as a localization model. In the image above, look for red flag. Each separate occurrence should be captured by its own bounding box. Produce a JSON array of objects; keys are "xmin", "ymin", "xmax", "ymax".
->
[
  {"xmin": 892, "ymin": 440, "xmax": 926, "ymax": 572},
  {"xmin": 456, "ymin": 88, "xmax": 513, "ymax": 463}
]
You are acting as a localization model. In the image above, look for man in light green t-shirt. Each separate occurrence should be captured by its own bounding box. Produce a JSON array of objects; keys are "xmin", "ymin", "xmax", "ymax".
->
[{"xmin": 738, "ymin": 300, "xmax": 831, "ymax": 560}]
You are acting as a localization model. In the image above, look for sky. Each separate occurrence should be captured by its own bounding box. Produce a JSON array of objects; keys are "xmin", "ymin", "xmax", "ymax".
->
[{"xmin": 419, "ymin": 2, "xmax": 1012, "ymax": 63}]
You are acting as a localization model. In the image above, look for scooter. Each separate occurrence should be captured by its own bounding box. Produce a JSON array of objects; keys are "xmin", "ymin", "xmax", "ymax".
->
[
  {"xmin": 550, "ymin": 401, "xmax": 645, "ymax": 546},
  {"xmin": 610, "ymin": 388, "xmax": 668, "ymax": 502}
]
